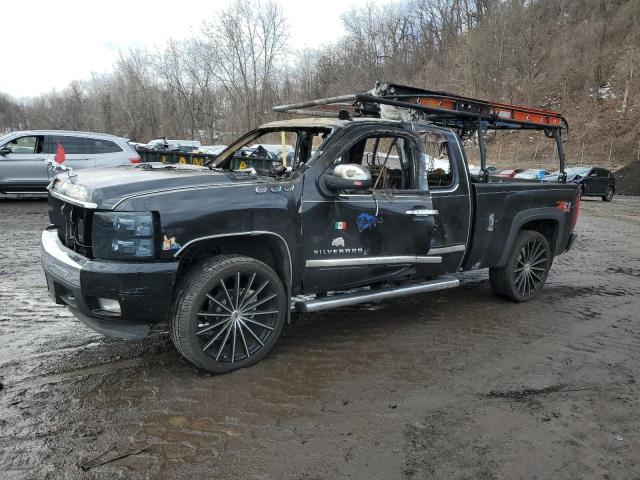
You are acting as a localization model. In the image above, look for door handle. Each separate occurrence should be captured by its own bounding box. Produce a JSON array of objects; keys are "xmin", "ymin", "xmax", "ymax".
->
[{"xmin": 405, "ymin": 209, "xmax": 438, "ymax": 216}]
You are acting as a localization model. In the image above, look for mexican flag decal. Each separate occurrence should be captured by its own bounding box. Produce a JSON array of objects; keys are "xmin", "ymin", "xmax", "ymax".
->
[{"xmin": 335, "ymin": 221, "xmax": 347, "ymax": 230}]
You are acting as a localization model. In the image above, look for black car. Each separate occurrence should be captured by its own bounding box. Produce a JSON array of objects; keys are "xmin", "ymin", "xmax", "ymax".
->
[{"xmin": 544, "ymin": 166, "xmax": 615, "ymax": 201}]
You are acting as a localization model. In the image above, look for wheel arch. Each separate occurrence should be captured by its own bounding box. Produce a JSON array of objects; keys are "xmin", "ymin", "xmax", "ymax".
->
[
  {"xmin": 496, "ymin": 209, "xmax": 564, "ymax": 267},
  {"xmin": 174, "ymin": 232, "xmax": 293, "ymax": 294}
]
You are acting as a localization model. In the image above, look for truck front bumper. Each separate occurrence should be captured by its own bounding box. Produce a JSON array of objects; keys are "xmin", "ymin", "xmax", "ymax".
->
[{"xmin": 41, "ymin": 227, "xmax": 179, "ymax": 339}]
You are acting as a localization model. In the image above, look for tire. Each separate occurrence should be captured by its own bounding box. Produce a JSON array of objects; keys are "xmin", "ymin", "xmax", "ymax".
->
[
  {"xmin": 489, "ymin": 230, "xmax": 551, "ymax": 302},
  {"xmin": 170, "ymin": 255, "xmax": 287, "ymax": 373},
  {"xmin": 602, "ymin": 186, "xmax": 614, "ymax": 202}
]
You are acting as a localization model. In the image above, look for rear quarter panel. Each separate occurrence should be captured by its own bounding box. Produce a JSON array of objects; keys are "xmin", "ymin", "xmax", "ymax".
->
[{"xmin": 463, "ymin": 181, "xmax": 579, "ymax": 270}]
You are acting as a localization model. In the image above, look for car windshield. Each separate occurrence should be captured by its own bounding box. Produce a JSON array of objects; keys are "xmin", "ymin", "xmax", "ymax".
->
[
  {"xmin": 0, "ymin": 133, "xmax": 14, "ymax": 145},
  {"xmin": 211, "ymin": 126, "xmax": 332, "ymax": 178}
]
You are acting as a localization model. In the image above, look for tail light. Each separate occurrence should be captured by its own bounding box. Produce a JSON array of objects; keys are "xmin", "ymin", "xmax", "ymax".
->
[
  {"xmin": 572, "ymin": 193, "xmax": 581, "ymax": 227},
  {"xmin": 129, "ymin": 157, "xmax": 141, "ymax": 164}
]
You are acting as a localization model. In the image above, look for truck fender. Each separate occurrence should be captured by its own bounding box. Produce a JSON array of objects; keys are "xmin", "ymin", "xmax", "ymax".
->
[
  {"xmin": 496, "ymin": 208, "xmax": 565, "ymax": 267},
  {"xmin": 174, "ymin": 231, "xmax": 293, "ymax": 291}
]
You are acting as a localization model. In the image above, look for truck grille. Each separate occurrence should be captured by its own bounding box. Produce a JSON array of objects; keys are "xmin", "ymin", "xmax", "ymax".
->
[{"xmin": 48, "ymin": 196, "xmax": 94, "ymax": 257}]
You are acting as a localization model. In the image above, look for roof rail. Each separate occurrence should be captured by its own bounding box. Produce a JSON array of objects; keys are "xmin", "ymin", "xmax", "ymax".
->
[{"xmin": 273, "ymin": 81, "xmax": 568, "ymax": 132}]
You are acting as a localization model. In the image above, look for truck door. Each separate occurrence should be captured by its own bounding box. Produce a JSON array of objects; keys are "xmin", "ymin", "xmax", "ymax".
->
[
  {"xmin": 0, "ymin": 134, "xmax": 48, "ymax": 191},
  {"xmin": 418, "ymin": 129, "xmax": 472, "ymax": 277},
  {"xmin": 301, "ymin": 130, "xmax": 438, "ymax": 294}
]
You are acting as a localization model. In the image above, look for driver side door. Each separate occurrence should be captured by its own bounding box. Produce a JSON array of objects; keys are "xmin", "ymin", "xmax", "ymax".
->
[
  {"xmin": 0, "ymin": 135, "xmax": 48, "ymax": 192},
  {"xmin": 301, "ymin": 129, "xmax": 438, "ymax": 294}
]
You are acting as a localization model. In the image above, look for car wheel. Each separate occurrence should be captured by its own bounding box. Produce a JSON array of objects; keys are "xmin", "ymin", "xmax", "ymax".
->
[
  {"xmin": 170, "ymin": 255, "xmax": 287, "ymax": 373},
  {"xmin": 602, "ymin": 186, "xmax": 614, "ymax": 202},
  {"xmin": 489, "ymin": 230, "xmax": 551, "ymax": 302}
]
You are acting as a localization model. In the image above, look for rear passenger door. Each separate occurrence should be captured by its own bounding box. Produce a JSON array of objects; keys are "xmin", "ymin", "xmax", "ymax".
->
[
  {"xmin": 419, "ymin": 129, "xmax": 472, "ymax": 277},
  {"xmin": 584, "ymin": 169, "xmax": 599, "ymax": 194},
  {"xmin": 45, "ymin": 135, "xmax": 97, "ymax": 171},
  {"xmin": 594, "ymin": 168, "xmax": 610, "ymax": 194}
]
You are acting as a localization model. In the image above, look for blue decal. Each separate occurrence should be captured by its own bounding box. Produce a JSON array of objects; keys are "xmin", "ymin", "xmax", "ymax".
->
[{"xmin": 356, "ymin": 213, "xmax": 383, "ymax": 232}]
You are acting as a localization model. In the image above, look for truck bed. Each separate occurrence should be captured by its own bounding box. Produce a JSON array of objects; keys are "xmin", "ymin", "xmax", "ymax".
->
[{"xmin": 462, "ymin": 181, "xmax": 579, "ymax": 271}]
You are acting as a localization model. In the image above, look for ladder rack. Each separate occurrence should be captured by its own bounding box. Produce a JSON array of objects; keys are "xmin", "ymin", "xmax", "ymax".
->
[{"xmin": 273, "ymin": 81, "xmax": 568, "ymax": 180}]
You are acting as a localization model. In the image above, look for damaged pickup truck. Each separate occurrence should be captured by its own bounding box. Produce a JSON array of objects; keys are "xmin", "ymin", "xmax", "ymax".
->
[{"xmin": 41, "ymin": 83, "xmax": 580, "ymax": 373}]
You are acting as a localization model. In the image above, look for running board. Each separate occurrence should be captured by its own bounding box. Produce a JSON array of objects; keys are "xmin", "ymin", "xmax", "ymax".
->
[{"xmin": 294, "ymin": 278, "xmax": 459, "ymax": 313}]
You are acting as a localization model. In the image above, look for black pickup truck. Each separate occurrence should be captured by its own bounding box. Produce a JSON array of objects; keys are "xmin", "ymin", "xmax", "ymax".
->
[{"xmin": 41, "ymin": 83, "xmax": 580, "ymax": 373}]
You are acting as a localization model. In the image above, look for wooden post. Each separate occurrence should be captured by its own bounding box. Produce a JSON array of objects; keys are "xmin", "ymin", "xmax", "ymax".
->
[
  {"xmin": 533, "ymin": 137, "xmax": 540, "ymax": 166},
  {"xmin": 580, "ymin": 140, "xmax": 584, "ymax": 165},
  {"xmin": 608, "ymin": 139, "xmax": 613, "ymax": 166}
]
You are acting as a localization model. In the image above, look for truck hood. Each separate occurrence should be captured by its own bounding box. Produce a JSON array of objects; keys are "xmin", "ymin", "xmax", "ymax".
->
[{"xmin": 49, "ymin": 163, "xmax": 262, "ymax": 209}]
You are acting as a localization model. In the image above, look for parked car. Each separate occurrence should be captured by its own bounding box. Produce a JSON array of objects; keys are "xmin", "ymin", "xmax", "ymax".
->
[
  {"xmin": 543, "ymin": 166, "xmax": 615, "ymax": 201},
  {"xmin": 0, "ymin": 130, "xmax": 140, "ymax": 193},
  {"xmin": 494, "ymin": 168, "xmax": 525, "ymax": 178},
  {"xmin": 514, "ymin": 169, "xmax": 551, "ymax": 181},
  {"xmin": 146, "ymin": 139, "xmax": 202, "ymax": 153},
  {"xmin": 42, "ymin": 109, "xmax": 579, "ymax": 373}
]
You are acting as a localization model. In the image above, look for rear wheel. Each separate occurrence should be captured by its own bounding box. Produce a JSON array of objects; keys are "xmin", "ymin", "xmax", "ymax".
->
[
  {"xmin": 489, "ymin": 230, "xmax": 551, "ymax": 302},
  {"xmin": 602, "ymin": 186, "xmax": 614, "ymax": 202},
  {"xmin": 170, "ymin": 255, "xmax": 287, "ymax": 373}
]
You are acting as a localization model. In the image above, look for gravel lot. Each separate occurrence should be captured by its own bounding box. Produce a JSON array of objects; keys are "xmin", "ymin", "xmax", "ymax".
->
[{"xmin": 1, "ymin": 195, "xmax": 639, "ymax": 479}]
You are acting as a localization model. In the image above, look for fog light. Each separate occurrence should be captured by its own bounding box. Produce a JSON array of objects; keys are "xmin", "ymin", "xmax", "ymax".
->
[{"xmin": 98, "ymin": 298, "xmax": 121, "ymax": 314}]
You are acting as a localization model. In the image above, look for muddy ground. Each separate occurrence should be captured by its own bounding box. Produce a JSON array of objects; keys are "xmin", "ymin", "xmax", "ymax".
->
[{"xmin": 1, "ymin": 195, "xmax": 639, "ymax": 480}]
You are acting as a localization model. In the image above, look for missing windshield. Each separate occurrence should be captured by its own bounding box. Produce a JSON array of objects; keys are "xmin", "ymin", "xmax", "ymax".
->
[{"xmin": 211, "ymin": 127, "xmax": 331, "ymax": 178}]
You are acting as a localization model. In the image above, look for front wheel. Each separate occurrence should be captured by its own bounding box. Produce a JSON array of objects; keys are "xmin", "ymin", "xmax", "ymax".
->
[
  {"xmin": 489, "ymin": 230, "xmax": 551, "ymax": 302},
  {"xmin": 170, "ymin": 255, "xmax": 287, "ymax": 373},
  {"xmin": 602, "ymin": 186, "xmax": 614, "ymax": 202}
]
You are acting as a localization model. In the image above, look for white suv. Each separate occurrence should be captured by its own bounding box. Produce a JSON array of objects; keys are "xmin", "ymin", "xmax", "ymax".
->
[{"xmin": 0, "ymin": 130, "xmax": 140, "ymax": 193}]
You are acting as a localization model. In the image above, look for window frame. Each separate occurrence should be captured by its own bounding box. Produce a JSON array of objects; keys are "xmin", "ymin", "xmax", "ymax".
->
[
  {"xmin": 422, "ymin": 136, "xmax": 455, "ymax": 190},
  {"xmin": 3, "ymin": 135, "xmax": 43, "ymax": 155},
  {"xmin": 45, "ymin": 135, "xmax": 123, "ymax": 155},
  {"xmin": 326, "ymin": 131, "xmax": 421, "ymax": 195}
]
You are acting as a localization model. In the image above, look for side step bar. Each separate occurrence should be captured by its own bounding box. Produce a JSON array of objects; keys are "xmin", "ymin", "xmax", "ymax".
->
[{"xmin": 294, "ymin": 278, "xmax": 459, "ymax": 313}]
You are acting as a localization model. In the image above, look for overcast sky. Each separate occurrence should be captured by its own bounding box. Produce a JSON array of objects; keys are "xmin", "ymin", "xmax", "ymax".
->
[{"xmin": 1, "ymin": 0, "xmax": 386, "ymax": 99}]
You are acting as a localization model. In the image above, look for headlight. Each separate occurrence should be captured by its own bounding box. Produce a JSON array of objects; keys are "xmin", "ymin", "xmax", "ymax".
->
[{"xmin": 92, "ymin": 212, "xmax": 157, "ymax": 260}]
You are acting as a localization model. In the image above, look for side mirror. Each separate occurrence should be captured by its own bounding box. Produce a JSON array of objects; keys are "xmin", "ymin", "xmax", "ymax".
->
[
  {"xmin": 0, "ymin": 146, "xmax": 11, "ymax": 155},
  {"xmin": 322, "ymin": 164, "xmax": 372, "ymax": 191},
  {"xmin": 574, "ymin": 175, "xmax": 582, "ymax": 180}
]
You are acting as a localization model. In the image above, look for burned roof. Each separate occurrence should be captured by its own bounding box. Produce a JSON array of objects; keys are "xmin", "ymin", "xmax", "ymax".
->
[{"xmin": 260, "ymin": 117, "xmax": 400, "ymax": 130}]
